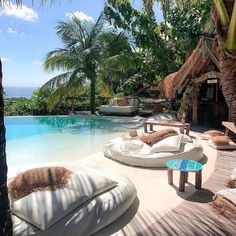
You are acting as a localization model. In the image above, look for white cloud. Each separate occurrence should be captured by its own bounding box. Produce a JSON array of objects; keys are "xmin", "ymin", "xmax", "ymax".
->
[
  {"xmin": 7, "ymin": 27, "xmax": 17, "ymax": 34},
  {"xmin": 32, "ymin": 61, "xmax": 42, "ymax": 65},
  {"xmin": 0, "ymin": 3, "xmax": 38, "ymax": 22},
  {"xmin": 65, "ymin": 11, "xmax": 94, "ymax": 23},
  {"xmin": 1, "ymin": 57, "xmax": 10, "ymax": 62},
  {"xmin": 7, "ymin": 27, "xmax": 29, "ymax": 38}
]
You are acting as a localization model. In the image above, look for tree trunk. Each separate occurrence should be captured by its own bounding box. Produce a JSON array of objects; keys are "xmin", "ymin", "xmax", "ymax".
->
[
  {"xmin": 218, "ymin": 50, "xmax": 236, "ymax": 123},
  {"xmin": 0, "ymin": 59, "xmax": 12, "ymax": 235},
  {"xmin": 214, "ymin": 0, "xmax": 236, "ymax": 123},
  {"xmin": 90, "ymin": 76, "xmax": 96, "ymax": 114}
]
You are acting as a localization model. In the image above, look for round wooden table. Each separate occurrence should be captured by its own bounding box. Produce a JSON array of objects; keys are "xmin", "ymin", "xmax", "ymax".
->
[{"xmin": 166, "ymin": 159, "xmax": 203, "ymax": 192}]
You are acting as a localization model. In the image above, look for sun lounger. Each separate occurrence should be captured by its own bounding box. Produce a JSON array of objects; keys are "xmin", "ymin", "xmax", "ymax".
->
[{"xmin": 99, "ymin": 98, "xmax": 139, "ymax": 116}]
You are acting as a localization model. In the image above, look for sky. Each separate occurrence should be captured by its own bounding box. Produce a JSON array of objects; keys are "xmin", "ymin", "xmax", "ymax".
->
[{"xmin": 0, "ymin": 0, "xmax": 163, "ymax": 87}]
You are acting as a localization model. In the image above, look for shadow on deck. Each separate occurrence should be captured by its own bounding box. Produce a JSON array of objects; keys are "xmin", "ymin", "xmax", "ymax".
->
[{"xmin": 140, "ymin": 149, "xmax": 236, "ymax": 236}]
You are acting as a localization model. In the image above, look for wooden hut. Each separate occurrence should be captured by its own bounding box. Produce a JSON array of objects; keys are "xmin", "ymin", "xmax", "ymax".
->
[{"xmin": 161, "ymin": 38, "xmax": 228, "ymax": 127}]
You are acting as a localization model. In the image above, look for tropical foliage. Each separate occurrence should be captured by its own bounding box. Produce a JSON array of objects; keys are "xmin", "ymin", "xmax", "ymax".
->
[
  {"xmin": 4, "ymin": 89, "xmax": 110, "ymax": 116},
  {"xmin": 104, "ymin": 0, "xmax": 212, "ymax": 87},
  {"xmin": 43, "ymin": 14, "xmax": 136, "ymax": 113}
]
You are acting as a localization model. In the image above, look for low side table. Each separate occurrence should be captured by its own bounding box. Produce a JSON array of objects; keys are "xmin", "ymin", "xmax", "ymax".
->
[
  {"xmin": 166, "ymin": 159, "xmax": 203, "ymax": 192},
  {"xmin": 144, "ymin": 120, "xmax": 191, "ymax": 135}
]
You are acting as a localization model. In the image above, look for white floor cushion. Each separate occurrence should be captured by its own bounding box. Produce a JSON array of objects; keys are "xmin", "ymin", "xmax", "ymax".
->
[
  {"xmin": 104, "ymin": 136, "xmax": 203, "ymax": 167},
  {"xmin": 216, "ymin": 189, "xmax": 236, "ymax": 205},
  {"xmin": 12, "ymin": 163, "xmax": 137, "ymax": 236},
  {"xmin": 10, "ymin": 168, "xmax": 118, "ymax": 230}
]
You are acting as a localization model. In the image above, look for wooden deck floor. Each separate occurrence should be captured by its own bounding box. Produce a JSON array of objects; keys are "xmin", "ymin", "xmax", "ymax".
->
[{"xmin": 141, "ymin": 150, "xmax": 236, "ymax": 236}]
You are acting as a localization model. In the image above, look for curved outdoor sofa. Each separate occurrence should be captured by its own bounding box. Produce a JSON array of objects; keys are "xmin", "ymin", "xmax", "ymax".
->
[
  {"xmin": 104, "ymin": 135, "xmax": 204, "ymax": 168},
  {"xmin": 10, "ymin": 163, "xmax": 137, "ymax": 236}
]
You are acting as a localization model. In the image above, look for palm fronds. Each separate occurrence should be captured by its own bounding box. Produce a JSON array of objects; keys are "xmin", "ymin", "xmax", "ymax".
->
[{"xmin": 44, "ymin": 49, "xmax": 80, "ymax": 72}]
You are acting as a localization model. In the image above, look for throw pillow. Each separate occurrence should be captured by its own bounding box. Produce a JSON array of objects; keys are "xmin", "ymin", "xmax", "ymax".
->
[
  {"xmin": 8, "ymin": 167, "xmax": 72, "ymax": 202},
  {"xmin": 117, "ymin": 98, "xmax": 129, "ymax": 106},
  {"xmin": 140, "ymin": 128, "xmax": 178, "ymax": 146},
  {"xmin": 204, "ymin": 130, "xmax": 224, "ymax": 137},
  {"xmin": 212, "ymin": 136, "xmax": 231, "ymax": 146}
]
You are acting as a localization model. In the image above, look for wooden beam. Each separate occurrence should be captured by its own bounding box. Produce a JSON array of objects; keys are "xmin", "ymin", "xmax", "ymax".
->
[
  {"xmin": 195, "ymin": 71, "xmax": 222, "ymax": 83},
  {"xmin": 205, "ymin": 42, "xmax": 221, "ymax": 70}
]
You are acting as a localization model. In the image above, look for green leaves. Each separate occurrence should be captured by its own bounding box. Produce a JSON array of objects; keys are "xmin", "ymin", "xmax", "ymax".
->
[{"xmin": 43, "ymin": 13, "xmax": 135, "ymax": 112}]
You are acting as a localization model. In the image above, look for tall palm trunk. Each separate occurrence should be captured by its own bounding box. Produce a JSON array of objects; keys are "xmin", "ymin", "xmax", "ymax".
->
[
  {"xmin": 0, "ymin": 59, "xmax": 12, "ymax": 235},
  {"xmin": 90, "ymin": 76, "xmax": 96, "ymax": 114},
  {"xmin": 214, "ymin": 0, "xmax": 236, "ymax": 123},
  {"xmin": 219, "ymin": 52, "xmax": 236, "ymax": 123}
]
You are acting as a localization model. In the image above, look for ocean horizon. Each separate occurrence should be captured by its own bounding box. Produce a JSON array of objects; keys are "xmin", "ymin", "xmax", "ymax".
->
[{"xmin": 4, "ymin": 86, "xmax": 38, "ymax": 98}]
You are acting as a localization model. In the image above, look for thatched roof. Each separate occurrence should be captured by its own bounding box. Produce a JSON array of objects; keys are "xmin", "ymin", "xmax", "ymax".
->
[
  {"xmin": 161, "ymin": 38, "xmax": 215, "ymax": 99},
  {"xmin": 159, "ymin": 0, "xmax": 236, "ymax": 100},
  {"xmin": 159, "ymin": 72, "xmax": 178, "ymax": 99}
]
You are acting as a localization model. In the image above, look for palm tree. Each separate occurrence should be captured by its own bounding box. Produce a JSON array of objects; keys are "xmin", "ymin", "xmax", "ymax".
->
[
  {"xmin": 43, "ymin": 14, "xmax": 134, "ymax": 114},
  {"xmin": 43, "ymin": 14, "xmax": 105, "ymax": 114}
]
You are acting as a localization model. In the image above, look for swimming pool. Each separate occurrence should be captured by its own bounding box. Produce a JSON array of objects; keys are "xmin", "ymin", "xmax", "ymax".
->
[{"xmin": 5, "ymin": 115, "xmax": 143, "ymax": 167}]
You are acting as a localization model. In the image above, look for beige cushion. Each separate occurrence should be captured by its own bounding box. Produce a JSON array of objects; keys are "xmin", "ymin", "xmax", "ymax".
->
[
  {"xmin": 209, "ymin": 140, "xmax": 236, "ymax": 150},
  {"xmin": 212, "ymin": 135, "xmax": 230, "ymax": 146},
  {"xmin": 10, "ymin": 169, "xmax": 117, "ymax": 230},
  {"xmin": 117, "ymin": 98, "xmax": 129, "ymax": 106},
  {"xmin": 204, "ymin": 130, "xmax": 224, "ymax": 137},
  {"xmin": 151, "ymin": 135, "xmax": 183, "ymax": 152}
]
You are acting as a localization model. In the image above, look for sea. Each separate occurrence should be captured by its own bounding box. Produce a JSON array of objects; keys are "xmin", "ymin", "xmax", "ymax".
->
[{"xmin": 4, "ymin": 86, "xmax": 37, "ymax": 98}]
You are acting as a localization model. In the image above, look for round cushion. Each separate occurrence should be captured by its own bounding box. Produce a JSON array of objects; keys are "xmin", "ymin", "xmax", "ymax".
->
[{"xmin": 104, "ymin": 136, "xmax": 204, "ymax": 168}]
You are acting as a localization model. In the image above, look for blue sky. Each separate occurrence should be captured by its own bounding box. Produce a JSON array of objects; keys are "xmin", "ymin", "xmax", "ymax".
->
[{"xmin": 0, "ymin": 0, "xmax": 163, "ymax": 87}]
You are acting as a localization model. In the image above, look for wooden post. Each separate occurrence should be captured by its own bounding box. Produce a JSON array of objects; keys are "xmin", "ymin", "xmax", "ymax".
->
[
  {"xmin": 185, "ymin": 123, "xmax": 191, "ymax": 135},
  {"xmin": 150, "ymin": 124, "xmax": 153, "ymax": 131},
  {"xmin": 185, "ymin": 172, "xmax": 188, "ymax": 183},
  {"xmin": 0, "ymin": 58, "xmax": 13, "ymax": 235},
  {"xmin": 179, "ymin": 126, "xmax": 184, "ymax": 134},
  {"xmin": 195, "ymin": 170, "xmax": 202, "ymax": 189},
  {"xmin": 144, "ymin": 123, "xmax": 148, "ymax": 133},
  {"xmin": 179, "ymin": 171, "xmax": 186, "ymax": 192},
  {"xmin": 192, "ymin": 85, "xmax": 199, "ymax": 125},
  {"xmin": 167, "ymin": 169, "xmax": 173, "ymax": 185}
]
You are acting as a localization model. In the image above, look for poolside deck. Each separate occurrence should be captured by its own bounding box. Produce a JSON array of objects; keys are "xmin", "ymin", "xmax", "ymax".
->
[
  {"xmin": 139, "ymin": 149, "xmax": 236, "ymax": 236},
  {"xmin": 88, "ymin": 130, "xmax": 236, "ymax": 236},
  {"xmin": 66, "ymin": 128, "xmax": 229, "ymax": 236},
  {"xmin": 9, "ymin": 126, "xmax": 236, "ymax": 235}
]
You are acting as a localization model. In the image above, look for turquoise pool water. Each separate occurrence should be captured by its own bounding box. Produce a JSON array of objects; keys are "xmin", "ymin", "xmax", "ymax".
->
[{"xmin": 6, "ymin": 115, "xmax": 142, "ymax": 167}]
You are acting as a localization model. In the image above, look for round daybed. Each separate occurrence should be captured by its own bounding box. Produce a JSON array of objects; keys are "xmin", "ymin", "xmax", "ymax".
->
[
  {"xmin": 10, "ymin": 163, "xmax": 137, "ymax": 236},
  {"xmin": 104, "ymin": 135, "xmax": 204, "ymax": 168}
]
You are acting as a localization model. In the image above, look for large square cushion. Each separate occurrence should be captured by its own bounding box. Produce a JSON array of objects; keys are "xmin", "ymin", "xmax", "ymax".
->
[
  {"xmin": 10, "ymin": 168, "xmax": 118, "ymax": 230},
  {"xmin": 151, "ymin": 134, "xmax": 183, "ymax": 152}
]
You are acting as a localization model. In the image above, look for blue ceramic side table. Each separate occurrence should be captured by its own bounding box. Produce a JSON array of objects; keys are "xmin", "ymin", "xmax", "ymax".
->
[{"xmin": 166, "ymin": 159, "xmax": 203, "ymax": 192}]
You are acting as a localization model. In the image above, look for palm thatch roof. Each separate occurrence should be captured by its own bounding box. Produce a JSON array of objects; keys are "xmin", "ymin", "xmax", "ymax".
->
[{"xmin": 161, "ymin": 39, "xmax": 214, "ymax": 99}]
